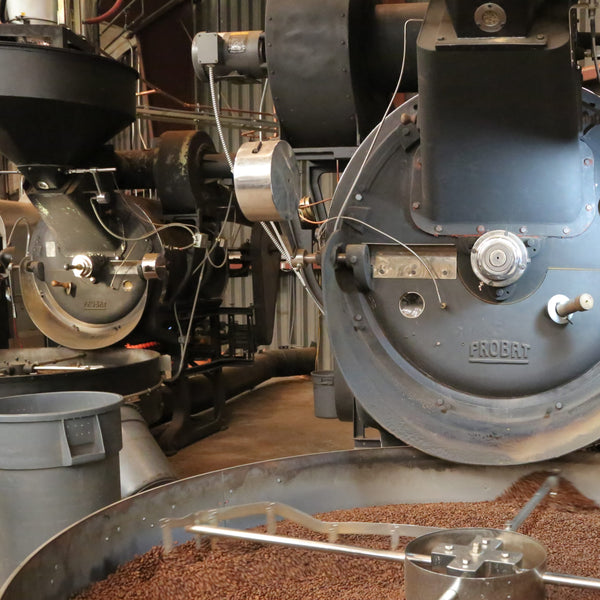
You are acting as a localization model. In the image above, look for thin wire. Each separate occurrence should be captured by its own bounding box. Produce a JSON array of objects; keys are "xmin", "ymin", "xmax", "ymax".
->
[
  {"xmin": 168, "ymin": 260, "xmax": 207, "ymax": 382},
  {"xmin": 258, "ymin": 79, "xmax": 270, "ymax": 142},
  {"xmin": 315, "ymin": 215, "xmax": 446, "ymax": 308},
  {"xmin": 301, "ymin": 197, "xmax": 332, "ymax": 208},
  {"xmin": 90, "ymin": 199, "xmax": 197, "ymax": 243},
  {"xmin": 334, "ymin": 18, "xmax": 423, "ymax": 231},
  {"xmin": 6, "ymin": 217, "xmax": 31, "ymax": 254},
  {"xmin": 590, "ymin": 7, "xmax": 600, "ymax": 81},
  {"xmin": 267, "ymin": 221, "xmax": 324, "ymax": 314},
  {"xmin": 192, "ymin": 191, "xmax": 236, "ymax": 276},
  {"xmin": 208, "ymin": 65, "xmax": 234, "ymax": 171}
]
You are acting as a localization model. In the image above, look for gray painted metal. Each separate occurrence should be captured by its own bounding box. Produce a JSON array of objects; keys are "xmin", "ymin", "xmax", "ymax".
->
[
  {"xmin": 323, "ymin": 90, "xmax": 600, "ymax": 465},
  {"xmin": 197, "ymin": 0, "xmax": 320, "ymax": 352},
  {"xmin": 3, "ymin": 448, "xmax": 600, "ymax": 599}
]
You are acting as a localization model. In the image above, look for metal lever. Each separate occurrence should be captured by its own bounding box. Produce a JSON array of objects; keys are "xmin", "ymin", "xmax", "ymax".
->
[
  {"xmin": 556, "ymin": 294, "xmax": 594, "ymax": 318},
  {"xmin": 547, "ymin": 293, "xmax": 594, "ymax": 325}
]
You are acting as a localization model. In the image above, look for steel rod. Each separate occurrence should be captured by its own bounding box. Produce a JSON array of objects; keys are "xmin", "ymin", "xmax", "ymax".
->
[
  {"xmin": 505, "ymin": 475, "xmax": 559, "ymax": 531},
  {"xmin": 186, "ymin": 524, "xmax": 433, "ymax": 565},
  {"xmin": 543, "ymin": 571, "xmax": 600, "ymax": 590}
]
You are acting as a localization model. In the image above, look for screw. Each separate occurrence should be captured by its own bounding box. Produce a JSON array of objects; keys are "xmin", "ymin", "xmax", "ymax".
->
[
  {"xmin": 585, "ymin": 158, "xmax": 594, "ymax": 167},
  {"xmin": 37, "ymin": 181, "xmax": 50, "ymax": 190},
  {"xmin": 519, "ymin": 226, "xmax": 528, "ymax": 234},
  {"xmin": 445, "ymin": 544, "xmax": 454, "ymax": 551},
  {"xmin": 462, "ymin": 558, "xmax": 470, "ymax": 566},
  {"xmin": 586, "ymin": 204, "xmax": 594, "ymax": 212},
  {"xmin": 563, "ymin": 227, "xmax": 571, "ymax": 235},
  {"xmin": 556, "ymin": 402, "xmax": 563, "ymax": 410},
  {"xmin": 501, "ymin": 552, "xmax": 510, "ymax": 559},
  {"xmin": 536, "ymin": 33, "xmax": 545, "ymax": 40},
  {"xmin": 437, "ymin": 398, "xmax": 445, "ymax": 407},
  {"xmin": 435, "ymin": 225, "xmax": 443, "ymax": 233},
  {"xmin": 355, "ymin": 193, "xmax": 363, "ymax": 201},
  {"xmin": 354, "ymin": 314, "xmax": 363, "ymax": 322},
  {"xmin": 349, "ymin": 255, "xmax": 358, "ymax": 264},
  {"xmin": 477, "ymin": 225, "xmax": 486, "ymax": 234},
  {"xmin": 412, "ymin": 202, "xmax": 421, "ymax": 210}
]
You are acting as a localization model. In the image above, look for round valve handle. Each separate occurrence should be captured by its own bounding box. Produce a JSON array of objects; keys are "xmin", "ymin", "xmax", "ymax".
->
[{"xmin": 547, "ymin": 293, "xmax": 594, "ymax": 325}]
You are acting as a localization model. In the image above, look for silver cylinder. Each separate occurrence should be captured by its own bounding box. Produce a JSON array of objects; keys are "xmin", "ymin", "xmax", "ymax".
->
[
  {"xmin": 404, "ymin": 528, "xmax": 546, "ymax": 600},
  {"xmin": 233, "ymin": 140, "xmax": 300, "ymax": 222},
  {"xmin": 119, "ymin": 405, "xmax": 177, "ymax": 497}
]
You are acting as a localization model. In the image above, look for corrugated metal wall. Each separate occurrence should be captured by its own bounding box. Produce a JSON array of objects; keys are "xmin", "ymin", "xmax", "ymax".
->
[{"xmin": 194, "ymin": 0, "xmax": 324, "ymax": 354}]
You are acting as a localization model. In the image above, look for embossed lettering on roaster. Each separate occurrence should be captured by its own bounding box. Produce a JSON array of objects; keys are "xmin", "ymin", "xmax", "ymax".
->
[
  {"xmin": 84, "ymin": 300, "xmax": 108, "ymax": 310},
  {"xmin": 469, "ymin": 340, "xmax": 530, "ymax": 364}
]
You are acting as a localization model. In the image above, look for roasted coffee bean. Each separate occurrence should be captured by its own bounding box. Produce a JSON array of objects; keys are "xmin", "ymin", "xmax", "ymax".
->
[{"xmin": 73, "ymin": 473, "xmax": 600, "ymax": 600}]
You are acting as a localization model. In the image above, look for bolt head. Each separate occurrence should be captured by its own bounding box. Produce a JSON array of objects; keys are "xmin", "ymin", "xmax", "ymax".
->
[
  {"xmin": 355, "ymin": 193, "xmax": 363, "ymax": 201},
  {"xmin": 435, "ymin": 225, "xmax": 443, "ymax": 233}
]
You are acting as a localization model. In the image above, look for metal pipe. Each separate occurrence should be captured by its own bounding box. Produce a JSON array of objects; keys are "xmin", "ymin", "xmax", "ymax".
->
[
  {"xmin": 542, "ymin": 571, "xmax": 600, "ymax": 590},
  {"xmin": 505, "ymin": 475, "xmax": 559, "ymax": 531},
  {"xmin": 186, "ymin": 524, "xmax": 434, "ymax": 565},
  {"xmin": 556, "ymin": 293, "xmax": 594, "ymax": 318}
]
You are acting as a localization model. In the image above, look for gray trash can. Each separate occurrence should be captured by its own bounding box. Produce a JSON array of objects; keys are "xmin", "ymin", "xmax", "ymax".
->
[{"xmin": 0, "ymin": 391, "xmax": 122, "ymax": 584}]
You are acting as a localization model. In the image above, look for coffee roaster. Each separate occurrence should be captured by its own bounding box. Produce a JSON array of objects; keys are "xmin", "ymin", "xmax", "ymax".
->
[
  {"xmin": 3, "ymin": 0, "xmax": 600, "ymax": 466},
  {"xmin": 191, "ymin": 0, "xmax": 600, "ymax": 465},
  {"xmin": 6, "ymin": 3, "xmax": 600, "ymax": 600}
]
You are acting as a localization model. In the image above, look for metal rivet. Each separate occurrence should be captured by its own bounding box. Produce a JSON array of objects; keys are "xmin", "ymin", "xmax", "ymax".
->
[
  {"xmin": 354, "ymin": 314, "xmax": 363, "ymax": 321},
  {"xmin": 563, "ymin": 227, "xmax": 571, "ymax": 235},
  {"xmin": 355, "ymin": 193, "xmax": 363, "ymax": 201},
  {"xmin": 586, "ymin": 204, "xmax": 594, "ymax": 212},
  {"xmin": 556, "ymin": 402, "xmax": 563, "ymax": 410},
  {"xmin": 435, "ymin": 225, "xmax": 443, "ymax": 233},
  {"xmin": 519, "ymin": 226, "xmax": 528, "ymax": 234},
  {"xmin": 584, "ymin": 158, "xmax": 594, "ymax": 167},
  {"xmin": 412, "ymin": 202, "xmax": 421, "ymax": 210},
  {"xmin": 477, "ymin": 225, "xmax": 486, "ymax": 234}
]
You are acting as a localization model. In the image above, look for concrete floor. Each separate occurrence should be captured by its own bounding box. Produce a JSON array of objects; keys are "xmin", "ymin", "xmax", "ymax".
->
[{"xmin": 168, "ymin": 375, "xmax": 354, "ymax": 479}]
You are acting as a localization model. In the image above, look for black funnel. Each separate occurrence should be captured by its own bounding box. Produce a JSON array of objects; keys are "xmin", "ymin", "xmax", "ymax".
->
[{"xmin": 0, "ymin": 42, "xmax": 137, "ymax": 167}]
